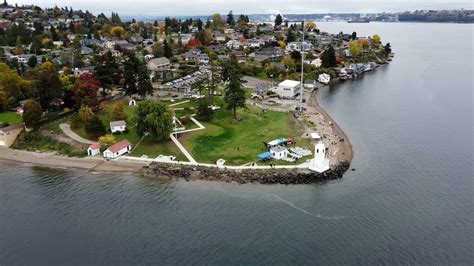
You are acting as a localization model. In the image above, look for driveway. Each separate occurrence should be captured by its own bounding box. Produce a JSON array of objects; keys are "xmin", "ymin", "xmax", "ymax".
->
[{"xmin": 59, "ymin": 124, "xmax": 96, "ymax": 145}]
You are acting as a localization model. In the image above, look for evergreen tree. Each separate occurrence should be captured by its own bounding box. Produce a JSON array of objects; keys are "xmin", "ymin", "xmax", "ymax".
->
[
  {"xmin": 136, "ymin": 63, "xmax": 153, "ymax": 98},
  {"xmin": 85, "ymin": 115, "xmax": 106, "ymax": 138},
  {"xmin": 226, "ymin": 10, "xmax": 235, "ymax": 26},
  {"xmin": 321, "ymin": 46, "xmax": 337, "ymax": 68},
  {"xmin": 351, "ymin": 31, "xmax": 357, "ymax": 40},
  {"xmin": 94, "ymin": 51, "xmax": 119, "ymax": 97},
  {"xmin": 35, "ymin": 61, "xmax": 62, "ymax": 110},
  {"xmin": 123, "ymin": 53, "xmax": 140, "ymax": 96},
  {"xmin": 224, "ymin": 56, "xmax": 246, "ymax": 118},
  {"xmin": 274, "ymin": 14, "xmax": 283, "ymax": 26},
  {"xmin": 163, "ymin": 40, "xmax": 173, "ymax": 58}
]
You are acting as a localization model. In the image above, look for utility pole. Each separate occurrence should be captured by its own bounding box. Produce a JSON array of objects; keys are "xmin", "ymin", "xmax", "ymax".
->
[{"xmin": 299, "ymin": 16, "xmax": 305, "ymax": 113}]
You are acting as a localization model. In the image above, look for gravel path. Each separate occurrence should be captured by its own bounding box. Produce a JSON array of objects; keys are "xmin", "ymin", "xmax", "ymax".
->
[{"xmin": 59, "ymin": 124, "xmax": 96, "ymax": 145}]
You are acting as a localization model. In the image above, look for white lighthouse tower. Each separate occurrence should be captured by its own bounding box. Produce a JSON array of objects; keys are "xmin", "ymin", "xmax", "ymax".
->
[{"xmin": 308, "ymin": 141, "xmax": 330, "ymax": 173}]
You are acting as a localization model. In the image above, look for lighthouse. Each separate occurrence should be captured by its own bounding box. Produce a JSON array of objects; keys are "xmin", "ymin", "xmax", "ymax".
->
[{"xmin": 308, "ymin": 141, "xmax": 330, "ymax": 173}]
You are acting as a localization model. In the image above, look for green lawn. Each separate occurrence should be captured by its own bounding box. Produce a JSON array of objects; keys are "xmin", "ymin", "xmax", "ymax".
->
[
  {"xmin": 0, "ymin": 112, "xmax": 23, "ymax": 125},
  {"xmin": 181, "ymin": 106, "xmax": 312, "ymax": 165}
]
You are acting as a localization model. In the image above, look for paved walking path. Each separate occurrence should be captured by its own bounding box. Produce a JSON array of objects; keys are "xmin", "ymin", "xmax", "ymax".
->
[{"xmin": 59, "ymin": 124, "xmax": 96, "ymax": 145}]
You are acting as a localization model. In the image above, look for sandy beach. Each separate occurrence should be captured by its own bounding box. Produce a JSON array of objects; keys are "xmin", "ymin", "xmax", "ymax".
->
[{"xmin": 303, "ymin": 89, "xmax": 353, "ymax": 165}]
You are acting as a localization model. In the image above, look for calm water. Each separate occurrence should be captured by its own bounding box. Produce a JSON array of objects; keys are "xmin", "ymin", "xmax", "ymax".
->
[{"xmin": 1, "ymin": 23, "xmax": 472, "ymax": 265}]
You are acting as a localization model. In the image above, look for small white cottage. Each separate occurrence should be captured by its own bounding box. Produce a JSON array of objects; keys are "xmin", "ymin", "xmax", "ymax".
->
[
  {"xmin": 129, "ymin": 97, "xmax": 137, "ymax": 106},
  {"xmin": 318, "ymin": 73, "xmax": 331, "ymax": 84},
  {"xmin": 270, "ymin": 146, "xmax": 288, "ymax": 160},
  {"xmin": 103, "ymin": 140, "xmax": 132, "ymax": 159},
  {"xmin": 110, "ymin": 120, "xmax": 127, "ymax": 133},
  {"xmin": 87, "ymin": 143, "xmax": 100, "ymax": 156}
]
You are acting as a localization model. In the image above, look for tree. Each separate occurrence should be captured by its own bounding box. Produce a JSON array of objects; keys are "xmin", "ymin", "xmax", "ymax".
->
[
  {"xmin": 321, "ymin": 47, "xmax": 337, "ymax": 68},
  {"xmin": 136, "ymin": 63, "xmax": 153, "ymax": 98},
  {"xmin": 196, "ymin": 98, "xmax": 213, "ymax": 121},
  {"xmin": 163, "ymin": 40, "xmax": 173, "ymax": 58},
  {"xmin": 349, "ymin": 40, "xmax": 363, "ymax": 57},
  {"xmin": 23, "ymin": 100, "xmax": 42, "ymax": 129},
  {"xmin": 226, "ymin": 11, "xmax": 235, "ymax": 26},
  {"xmin": 305, "ymin": 21, "xmax": 316, "ymax": 31},
  {"xmin": 94, "ymin": 51, "xmax": 119, "ymax": 96},
  {"xmin": 110, "ymin": 26, "xmax": 124, "ymax": 38},
  {"xmin": 27, "ymin": 55, "xmax": 37, "ymax": 68},
  {"xmin": 84, "ymin": 115, "xmax": 105, "ymax": 138},
  {"xmin": 212, "ymin": 13, "xmax": 223, "ymax": 30},
  {"xmin": 351, "ymin": 31, "xmax": 357, "ymax": 40},
  {"xmin": 72, "ymin": 72, "xmax": 100, "ymax": 108},
  {"xmin": 111, "ymin": 103, "xmax": 127, "ymax": 121},
  {"xmin": 35, "ymin": 61, "xmax": 62, "ymax": 110},
  {"xmin": 111, "ymin": 12, "xmax": 122, "ymax": 26},
  {"xmin": 79, "ymin": 105, "xmax": 94, "ymax": 123},
  {"xmin": 286, "ymin": 28, "xmax": 296, "ymax": 42},
  {"xmin": 274, "ymin": 14, "xmax": 283, "ymax": 26},
  {"xmin": 123, "ymin": 53, "xmax": 140, "ymax": 96},
  {"xmin": 152, "ymin": 42, "xmax": 164, "ymax": 57},
  {"xmin": 224, "ymin": 56, "xmax": 246, "ymax": 118},
  {"xmin": 372, "ymin": 34, "xmax": 381, "ymax": 43},
  {"xmin": 99, "ymin": 134, "xmax": 116, "ymax": 149},
  {"xmin": 384, "ymin": 43, "xmax": 392, "ymax": 55},
  {"xmin": 0, "ymin": 63, "xmax": 33, "ymax": 111},
  {"xmin": 135, "ymin": 100, "xmax": 173, "ymax": 141}
]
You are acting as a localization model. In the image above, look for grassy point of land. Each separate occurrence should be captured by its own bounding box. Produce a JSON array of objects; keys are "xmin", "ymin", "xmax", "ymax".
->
[{"xmin": 181, "ymin": 106, "xmax": 312, "ymax": 165}]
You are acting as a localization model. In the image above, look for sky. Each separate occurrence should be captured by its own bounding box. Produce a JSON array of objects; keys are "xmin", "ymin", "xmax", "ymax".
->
[{"xmin": 9, "ymin": 0, "xmax": 474, "ymax": 16}]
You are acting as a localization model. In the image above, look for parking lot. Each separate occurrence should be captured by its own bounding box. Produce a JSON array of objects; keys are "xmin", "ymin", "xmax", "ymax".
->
[
  {"xmin": 162, "ymin": 69, "xmax": 210, "ymax": 92},
  {"xmin": 242, "ymin": 76, "xmax": 273, "ymax": 93}
]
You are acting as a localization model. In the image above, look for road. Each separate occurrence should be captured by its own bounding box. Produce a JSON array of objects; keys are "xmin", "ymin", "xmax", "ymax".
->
[{"xmin": 59, "ymin": 124, "xmax": 96, "ymax": 145}]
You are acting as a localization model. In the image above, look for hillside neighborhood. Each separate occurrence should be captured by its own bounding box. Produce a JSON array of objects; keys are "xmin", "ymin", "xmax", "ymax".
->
[{"xmin": 0, "ymin": 1, "xmax": 393, "ymax": 171}]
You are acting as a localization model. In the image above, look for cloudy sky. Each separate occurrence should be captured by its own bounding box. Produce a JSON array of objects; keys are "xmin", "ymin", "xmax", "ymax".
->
[{"xmin": 10, "ymin": 0, "xmax": 473, "ymax": 15}]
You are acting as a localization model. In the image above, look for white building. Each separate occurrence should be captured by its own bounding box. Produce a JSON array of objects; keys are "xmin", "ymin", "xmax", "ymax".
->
[
  {"xmin": 87, "ymin": 143, "xmax": 100, "ymax": 156},
  {"xmin": 272, "ymin": 80, "xmax": 301, "ymax": 99},
  {"xmin": 110, "ymin": 120, "xmax": 127, "ymax": 133},
  {"xmin": 129, "ymin": 98, "xmax": 137, "ymax": 106},
  {"xmin": 310, "ymin": 58, "xmax": 322, "ymax": 68},
  {"xmin": 103, "ymin": 140, "xmax": 132, "ymax": 159},
  {"xmin": 286, "ymin": 41, "xmax": 313, "ymax": 53},
  {"xmin": 308, "ymin": 141, "xmax": 330, "ymax": 173},
  {"xmin": 318, "ymin": 73, "xmax": 331, "ymax": 84},
  {"xmin": 226, "ymin": 40, "xmax": 240, "ymax": 50},
  {"xmin": 270, "ymin": 146, "xmax": 288, "ymax": 160}
]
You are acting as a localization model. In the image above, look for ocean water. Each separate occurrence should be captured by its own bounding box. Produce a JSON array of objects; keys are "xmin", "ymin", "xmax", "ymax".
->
[{"xmin": 0, "ymin": 22, "xmax": 472, "ymax": 265}]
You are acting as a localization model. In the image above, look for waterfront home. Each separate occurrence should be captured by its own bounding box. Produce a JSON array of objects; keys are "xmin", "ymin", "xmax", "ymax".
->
[
  {"xmin": 0, "ymin": 124, "xmax": 24, "ymax": 148},
  {"xmin": 272, "ymin": 80, "xmax": 301, "ymax": 99},
  {"xmin": 147, "ymin": 57, "xmax": 172, "ymax": 80},
  {"xmin": 304, "ymin": 79, "xmax": 317, "ymax": 89},
  {"xmin": 318, "ymin": 73, "xmax": 331, "ymax": 84},
  {"xmin": 270, "ymin": 146, "xmax": 288, "ymax": 160},
  {"xmin": 110, "ymin": 120, "xmax": 127, "ymax": 133},
  {"xmin": 103, "ymin": 140, "xmax": 132, "ymax": 159},
  {"xmin": 87, "ymin": 143, "xmax": 100, "ymax": 156}
]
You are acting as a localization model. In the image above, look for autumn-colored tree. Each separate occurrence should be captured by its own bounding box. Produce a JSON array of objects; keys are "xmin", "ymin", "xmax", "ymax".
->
[
  {"xmin": 98, "ymin": 134, "xmax": 116, "ymax": 149},
  {"xmin": 0, "ymin": 63, "xmax": 33, "ymax": 111},
  {"xmin": 358, "ymin": 38, "xmax": 370, "ymax": 48},
  {"xmin": 42, "ymin": 38, "xmax": 53, "ymax": 49},
  {"xmin": 372, "ymin": 34, "xmax": 381, "ymax": 43},
  {"xmin": 23, "ymin": 100, "xmax": 43, "ymax": 129},
  {"xmin": 336, "ymin": 56, "xmax": 345, "ymax": 64},
  {"xmin": 79, "ymin": 105, "xmax": 94, "ymax": 123},
  {"xmin": 349, "ymin": 40, "xmax": 363, "ymax": 57},
  {"xmin": 188, "ymin": 38, "xmax": 202, "ymax": 48},
  {"xmin": 110, "ymin": 103, "xmax": 127, "ymax": 121},
  {"xmin": 305, "ymin": 21, "xmax": 317, "ymax": 31},
  {"xmin": 110, "ymin": 26, "xmax": 125, "ymax": 38},
  {"xmin": 35, "ymin": 61, "xmax": 62, "ymax": 110},
  {"xmin": 72, "ymin": 72, "xmax": 101, "ymax": 108},
  {"xmin": 99, "ymin": 101, "xmax": 108, "ymax": 110}
]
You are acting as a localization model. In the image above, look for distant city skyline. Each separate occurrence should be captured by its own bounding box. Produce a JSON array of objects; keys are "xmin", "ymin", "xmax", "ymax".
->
[{"xmin": 8, "ymin": 0, "xmax": 473, "ymax": 16}]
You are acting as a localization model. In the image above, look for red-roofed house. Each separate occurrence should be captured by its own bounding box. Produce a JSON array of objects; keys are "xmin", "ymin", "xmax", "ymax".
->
[
  {"xmin": 103, "ymin": 140, "xmax": 132, "ymax": 159},
  {"xmin": 87, "ymin": 143, "xmax": 100, "ymax": 156}
]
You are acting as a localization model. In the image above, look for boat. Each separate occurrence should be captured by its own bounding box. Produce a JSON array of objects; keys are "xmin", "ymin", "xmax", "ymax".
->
[{"xmin": 347, "ymin": 18, "xmax": 370, "ymax": 23}]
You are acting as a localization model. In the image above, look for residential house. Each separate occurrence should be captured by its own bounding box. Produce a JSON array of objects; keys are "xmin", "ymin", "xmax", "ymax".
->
[
  {"xmin": 80, "ymin": 46, "xmax": 93, "ymax": 55},
  {"xmin": 217, "ymin": 54, "xmax": 230, "ymax": 61},
  {"xmin": 183, "ymin": 51, "xmax": 199, "ymax": 63},
  {"xmin": 309, "ymin": 58, "xmax": 322, "ymax": 67},
  {"xmin": 286, "ymin": 41, "xmax": 313, "ymax": 53},
  {"xmin": 254, "ymin": 47, "xmax": 282, "ymax": 62},
  {"xmin": 273, "ymin": 80, "xmax": 301, "ymax": 99},
  {"xmin": 233, "ymin": 51, "xmax": 247, "ymax": 63},
  {"xmin": 315, "ymin": 35, "xmax": 333, "ymax": 47},
  {"xmin": 110, "ymin": 120, "xmax": 127, "ymax": 133},
  {"xmin": 198, "ymin": 53, "xmax": 210, "ymax": 65},
  {"xmin": 0, "ymin": 124, "xmax": 24, "ymax": 148},
  {"xmin": 208, "ymin": 44, "xmax": 225, "ymax": 52},
  {"xmin": 213, "ymin": 32, "xmax": 226, "ymax": 42},
  {"xmin": 87, "ymin": 143, "xmax": 100, "ymax": 156},
  {"xmin": 226, "ymin": 40, "xmax": 240, "ymax": 50},
  {"xmin": 304, "ymin": 79, "xmax": 318, "ymax": 89},
  {"xmin": 103, "ymin": 139, "xmax": 132, "ymax": 159},
  {"xmin": 147, "ymin": 57, "xmax": 172, "ymax": 80}
]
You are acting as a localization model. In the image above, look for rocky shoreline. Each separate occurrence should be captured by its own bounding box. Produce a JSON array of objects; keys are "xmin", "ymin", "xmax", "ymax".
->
[{"xmin": 142, "ymin": 161, "xmax": 351, "ymax": 184}]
